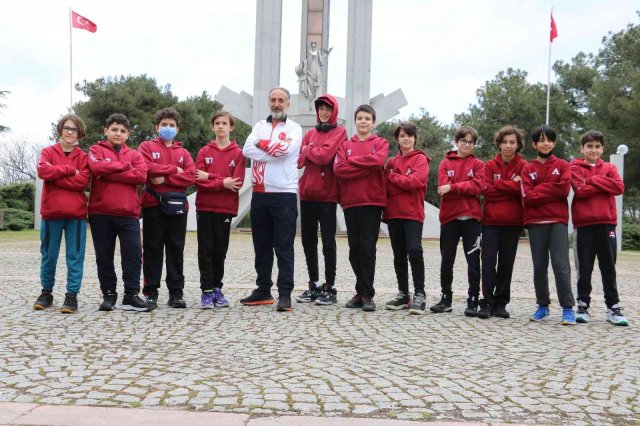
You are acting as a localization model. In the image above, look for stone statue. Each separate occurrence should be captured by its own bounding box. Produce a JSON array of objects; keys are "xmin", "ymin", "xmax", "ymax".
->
[{"xmin": 296, "ymin": 41, "xmax": 332, "ymax": 104}]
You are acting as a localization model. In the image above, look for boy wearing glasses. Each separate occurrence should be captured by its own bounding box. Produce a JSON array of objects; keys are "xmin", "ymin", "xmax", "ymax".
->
[
  {"xmin": 431, "ymin": 125, "xmax": 484, "ymax": 316},
  {"xmin": 34, "ymin": 114, "xmax": 91, "ymax": 313}
]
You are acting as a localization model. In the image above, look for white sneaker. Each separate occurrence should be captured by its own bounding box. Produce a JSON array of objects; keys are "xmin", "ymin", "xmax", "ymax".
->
[
  {"xmin": 606, "ymin": 304, "xmax": 629, "ymax": 326},
  {"xmin": 576, "ymin": 301, "xmax": 590, "ymax": 323}
]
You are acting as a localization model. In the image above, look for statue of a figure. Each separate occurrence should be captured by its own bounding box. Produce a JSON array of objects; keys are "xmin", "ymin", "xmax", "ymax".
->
[{"xmin": 296, "ymin": 41, "xmax": 332, "ymax": 103}]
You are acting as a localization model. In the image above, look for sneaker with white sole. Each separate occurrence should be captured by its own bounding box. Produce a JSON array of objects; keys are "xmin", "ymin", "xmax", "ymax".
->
[
  {"xmin": 607, "ymin": 304, "xmax": 628, "ymax": 326},
  {"xmin": 576, "ymin": 301, "xmax": 590, "ymax": 324},
  {"xmin": 385, "ymin": 292, "xmax": 411, "ymax": 310}
]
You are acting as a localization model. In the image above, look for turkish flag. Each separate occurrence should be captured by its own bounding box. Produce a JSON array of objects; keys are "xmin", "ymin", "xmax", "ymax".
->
[
  {"xmin": 71, "ymin": 11, "xmax": 97, "ymax": 33},
  {"xmin": 550, "ymin": 13, "xmax": 558, "ymax": 42}
]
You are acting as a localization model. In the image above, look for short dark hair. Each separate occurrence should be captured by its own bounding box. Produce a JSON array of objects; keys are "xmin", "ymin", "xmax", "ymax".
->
[
  {"xmin": 393, "ymin": 122, "xmax": 418, "ymax": 142},
  {"xmin": 105, "ymin": 113, "xmax": 130, "ymax": 130},
  {"xmin": 531, "ymin": 125, "xmax": 557, "ymax": 143},
  {"xmin": 210, "ymin": 110, "xmax": 235, "ymax": 127},
  {"xmin": 57, "ymin": 114, "xmax": 86, "ymax": 139},
  {"xmin": 155, "ymin": 107, "xmax": 181, "ymax": 127},
  {"xmin": 454, "ymin": 125, "xmax": 478, "ymax": 143},
  {"xmin": 581, "ymin": 130, "xmax": 605, "ymax": 146},
  {"xmin": 494, "ymin": 125, "xmax": 524, "ymax": 152},
  {"xmin": 354, "ymin": 104, "xmax": 376, "ymax": 122}
]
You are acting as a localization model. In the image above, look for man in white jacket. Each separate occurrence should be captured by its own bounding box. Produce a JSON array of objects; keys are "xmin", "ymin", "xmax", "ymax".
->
[{"xmin": 240, "ymin": 87, "xmax": 303, "ymax": 312}]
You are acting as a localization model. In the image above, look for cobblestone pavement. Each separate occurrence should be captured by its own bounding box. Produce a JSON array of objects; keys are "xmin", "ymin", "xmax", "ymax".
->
[{"xmin": 0, "ymin": 230, "xmax": 638, "ymax": 425}]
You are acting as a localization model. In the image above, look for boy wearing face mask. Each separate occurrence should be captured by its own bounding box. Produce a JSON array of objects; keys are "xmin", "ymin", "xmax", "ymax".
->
[{"xmin": 138, "ymin": 107, "xmax": 196, "ymax": 308}]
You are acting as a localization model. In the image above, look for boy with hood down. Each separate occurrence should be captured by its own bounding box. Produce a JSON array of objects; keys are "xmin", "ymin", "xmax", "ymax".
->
[{"xmin": 295, "ymin": 94, "xmax": 348, "ymax": 306}]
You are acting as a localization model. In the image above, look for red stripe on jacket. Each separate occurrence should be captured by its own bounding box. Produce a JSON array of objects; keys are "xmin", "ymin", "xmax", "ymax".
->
[
  {"xmin": 138, "ymin": 138, "xmax": 195, "ymax": 210},
  {"xmin": 482, "ymin": 153, "xmax": 526, "ymax": 226},
  {"xmin": 87, "ymin": 141, "xmax": 147, "ymax": 218},
  {"xmin": 438, "ymin": 151, "xmax": 484, "ymax": 225},
  {"xmin": 570, "ymin": 158, "xmax": 624, "ymax": 228},
  {"xmin": 520, "ymin": 155, "xmax": 570, "ymax": 225},
  {"xmin": 37, "ymin": 144, "xmax": 90, "ymax": 220},
  {"xmin": 195, "ymin": 141, "xmax": 246, "ymax": 216},
  {"xmin": 383, "ymin": 149, "xmax": 430, "ymax": 223},
  {"xmin": 333, "ymin": 134, "xmax": 389, "ymax": 209}
]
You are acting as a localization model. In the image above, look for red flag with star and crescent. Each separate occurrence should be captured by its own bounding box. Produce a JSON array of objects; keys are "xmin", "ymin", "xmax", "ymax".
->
[
  {"xmin": 71, "ymin": 11, "xmax": 97, "ymax": 33},
  {"xmin": 550, "ymin": 13, "xmax": 558, "ymax": 42}
]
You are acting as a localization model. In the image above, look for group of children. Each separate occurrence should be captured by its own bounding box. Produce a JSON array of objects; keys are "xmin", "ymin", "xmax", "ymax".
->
[
  {"xmin": 34, "ymin": 97, "xmax": 628, "ymax": 327},
  {"xmin": 34, "ymin": 108, "xmax": 243, "ymax": 314}
]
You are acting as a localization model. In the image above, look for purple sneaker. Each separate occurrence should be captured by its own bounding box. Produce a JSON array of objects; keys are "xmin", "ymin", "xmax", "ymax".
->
[
  {"xmin": 200, "ymin": 292, "xmax": 214, "ymax": 309},
  {"xmin": 213, "ymin": 288, "xmax": 230, "ymax": 308}
]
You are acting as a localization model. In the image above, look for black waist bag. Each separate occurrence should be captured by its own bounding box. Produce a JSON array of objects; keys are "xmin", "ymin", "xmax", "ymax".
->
[{"xmin": 144, "ymin": 185, "xmax": 187, "ymax": 215}]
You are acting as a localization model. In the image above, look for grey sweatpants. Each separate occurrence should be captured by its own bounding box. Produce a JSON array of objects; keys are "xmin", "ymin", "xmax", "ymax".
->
[{"xmin": 527, "ymin": 223, "xmax": 575, "ymax": 308}]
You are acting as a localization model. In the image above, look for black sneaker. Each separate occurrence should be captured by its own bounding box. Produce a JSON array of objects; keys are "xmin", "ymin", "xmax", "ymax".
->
[
  {"xmin": 385, "ymin": 292, "xmax": 411, "ymax": 310},
  {"xmin": 99, "ymin": 292, "xmax": 118, "ymax": 311},
  {"xmin": 361, "ymin": 296, "xmax": 376, "ymax": 312},
  {"xmin": 493, "ymin": 305, "xmax": 510, "ymax": 319},
  {"xmin": 477, "ymin": 299, "xmax": 492, "ymax": 319},
  {"xmin": 430, "ymin": 293, "xmax": 452, "ymax": 313},
  {"xmin": 144, "ymin": 289, "xmax": 158, "ymax": 306},
  {"xmin": 168, "ymin": 290, "xmax": 187, "ymax": 309},
  {"xmin": 464, "ymin": 295, "xmax": 479, "ymax": 317},
  {"xmin": 276, "ymin": 295, "xmax": 292, "ymax": 312},
  {"xmin": 409, "ymin": 293, "xmax": 426, "ymax": 315},
  {"xmin": 345, "ymin": 294, "xmax": 363, "ymax": 308},
  {"xmin": 33, "ymin": 290, "xmax": 53, "ymax": 310},
  {"xmin": 240, "ymin": 288, "xmax": 274, "ymax": 305},
  {"xmin": 121, "ymin": 293, "xmax": 156, "ymax": 312},
  {"xmin": 60, "ymin": 293, "xmax": 78, "ymax": 314},
  {"xmin": 295, "ymin": 282, "xmax": 322, "ymax": 303},
  {"xmin": 315, "ymin": 286, "xmax": 337, "ymax": 305}
]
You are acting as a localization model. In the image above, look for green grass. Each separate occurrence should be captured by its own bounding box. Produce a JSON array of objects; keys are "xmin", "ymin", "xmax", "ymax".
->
[{"xmin": 0, "ymin": 229, "xmax": 39, "ymax": 242}]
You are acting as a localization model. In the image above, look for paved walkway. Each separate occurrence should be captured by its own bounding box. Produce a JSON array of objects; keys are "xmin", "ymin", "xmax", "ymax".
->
[{"xmin": 0, "ymin": 231, "xmax": 638, "ymax": 425}]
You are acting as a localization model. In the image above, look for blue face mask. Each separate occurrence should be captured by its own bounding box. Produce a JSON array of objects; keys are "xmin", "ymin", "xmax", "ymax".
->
[{"xmin": 159, "ymin": 126, "xmax": 178, "ymax": 141}]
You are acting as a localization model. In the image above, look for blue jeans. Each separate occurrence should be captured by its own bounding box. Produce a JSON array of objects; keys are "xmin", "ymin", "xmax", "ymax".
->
[{"xmin": 40, "ymin": 219, "xmax": 87, "ymax": 295}]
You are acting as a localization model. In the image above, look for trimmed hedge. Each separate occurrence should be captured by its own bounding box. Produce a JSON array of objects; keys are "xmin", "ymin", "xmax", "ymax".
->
[
  {"xmin": 1, "ymin": 208, "xmax": 33, "ymax": 231},
  {"xmin": 622, "ymin": 219, "xmax": 640, "ymax": 251}
]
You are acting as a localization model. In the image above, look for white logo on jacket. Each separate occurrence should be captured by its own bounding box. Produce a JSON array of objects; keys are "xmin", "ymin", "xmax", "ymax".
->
[
  {"xmin": 552, "ymin": 168, "xmax": 560, "ymax": 175},
  {"xmin": 152, "ymin": 152, "xmax": 160, "ymax": 159},
  {"xmin": 179, "ymin": 156, "xmax": 184, "ymax": 163},
  {"xmin": 229, "ymin": 160, "xmax": 236, "ymax": 167},
  {"xmin": 467, "ymin": 169, "xmax": 474, "ymax": 177},
  {"xmin": 406, "ymin": 168, "xmax": 412, "ymax": 175},
  {"xmin": 529, "ymin": 171, "xmax": 537, "ymax": 180},
  {"xmin": 447, "ymin": 170, "xmax": 454, "ymax": 177},
  {"xmin": 494, "ymin": 173, "xmax": 501, "ymax": 180},
  {"xmin": 205, "ymin": 157, "xmax": 213, "ymax": 164}
]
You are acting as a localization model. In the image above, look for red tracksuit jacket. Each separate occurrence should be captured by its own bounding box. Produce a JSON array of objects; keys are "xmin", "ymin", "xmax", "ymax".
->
[
  {"xmin": 570, "ymin": 158, "xmax": 624, "ymax": 228},
  {"xmin": 333, "ymin": 134, "xmax": 389, "ymax": 209},
  {"xmin": 383, "ymin": 149, "xmax": 430, "ymax": 223},
  {"xmin": 482, "ymin": 153, "xmax": 526, "ymax": 226},
  {"xmin": 37, "ymin": 143, "xmax": 90, "ymax": 220},
  {"xmin": 195, "ymin": 141, "xmax": 246, "ymax": 216},
  {"xmin": 520, "ymin": 155, "xmax": 570, "ymax": 225},
  {"xmin": 298, "ymin": 94, "xmax": 347, "ymax": 203},
  {"xmin": 438, "ymin": 151, "xmax": 484, "ymax": 225},
  {"xmin": 88, "ymin": 141, "xmax": 148, "ymax": 218},
  {"xmin": 138, "ymin": 137, "xmax": 196, "ymax": 210}
]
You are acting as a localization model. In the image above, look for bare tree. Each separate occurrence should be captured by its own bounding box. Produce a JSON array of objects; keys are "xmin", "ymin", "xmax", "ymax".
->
[
  {"xmin": 0, "ymin": 91, "xmax": 10, "ymax": 134},
  {"xmin": 0, "ymin": 138, "xmax": 43, "ymax": 184}
]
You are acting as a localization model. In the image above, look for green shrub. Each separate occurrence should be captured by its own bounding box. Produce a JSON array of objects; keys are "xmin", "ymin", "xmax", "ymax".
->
[
  {"xmin": 0, "ymin": 182, "xmax": 35, "ymax": 212},
  {"xmin": 622, "ymin": 218, "xmax": 640, "ymax": 251},
  {"xmin": 1, "ymin": 208, "xmax": 33, "ymax": 231}
]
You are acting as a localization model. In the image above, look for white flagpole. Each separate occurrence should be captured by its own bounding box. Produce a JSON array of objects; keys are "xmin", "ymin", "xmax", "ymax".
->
[
  {"xmin": 545, "ymin": 8, "xmax": 553, "ymax": 125},
  {"xmin": 69, "ymin": 7, "xmax": 73, "ymax": 112}
]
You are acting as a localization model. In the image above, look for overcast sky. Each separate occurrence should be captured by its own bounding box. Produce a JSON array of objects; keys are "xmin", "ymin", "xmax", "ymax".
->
[{"xmin": 1, "ymin": 0, "xmax": 638, "ymax": 145}]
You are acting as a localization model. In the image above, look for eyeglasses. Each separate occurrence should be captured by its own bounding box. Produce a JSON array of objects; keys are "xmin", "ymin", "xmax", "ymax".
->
[
  {"xmin": 458, "ymin": 139, "xmax": 475, "ymax": 146},
  {"xmin": 62, "ymin": 126, "xmax": 79, "ymax": 134}
]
